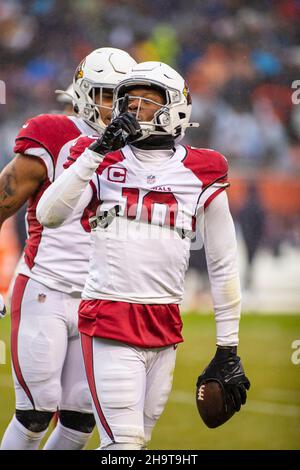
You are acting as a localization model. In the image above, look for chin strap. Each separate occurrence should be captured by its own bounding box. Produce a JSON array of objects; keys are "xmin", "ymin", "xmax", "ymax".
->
[{"xmin": 130, "ymin": 134, "xmax": 175, "ymax": 150}]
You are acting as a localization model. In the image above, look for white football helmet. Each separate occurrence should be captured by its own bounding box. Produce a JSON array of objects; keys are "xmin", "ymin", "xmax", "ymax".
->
[
  {"xmin": 73, "ymin": 47, "xmax": 137, "ymax": 132},
  {"xmin": 113, "ymin": 61, "xmax": 199, "ymax": 141}
]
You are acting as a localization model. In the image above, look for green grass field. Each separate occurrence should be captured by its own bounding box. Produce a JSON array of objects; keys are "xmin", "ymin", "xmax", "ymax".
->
[{"xmin": 1, "ymin": 313, "xmax": 300, "ymax": 449}]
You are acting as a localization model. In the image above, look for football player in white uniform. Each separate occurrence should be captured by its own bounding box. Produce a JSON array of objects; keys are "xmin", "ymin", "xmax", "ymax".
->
[
  {"xmin": 37, "ymin": 61, "xmax": 250, "ymax": 450},
  {"xmin": 0, "ymin": 48, "xmax": 136, "ymax": 450}
]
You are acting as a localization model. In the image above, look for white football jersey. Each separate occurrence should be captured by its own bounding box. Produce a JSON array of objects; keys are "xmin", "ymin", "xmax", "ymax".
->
[
  {"xmin": 14, "ymin": 114, "xmax": 97, "ymax": 293},
  {"xmin": 76, "ymin": 143, "xmax": 229, "ymax": 304}
]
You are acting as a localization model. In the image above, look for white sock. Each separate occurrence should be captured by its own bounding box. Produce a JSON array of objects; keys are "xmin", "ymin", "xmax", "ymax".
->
[
  {"xmin": 43, "ymin": 422, "xmax": 92, "ymax": 450},
  {"xmin": 0, "ymin": 415, "xmax": 47, "ymax": 450}
]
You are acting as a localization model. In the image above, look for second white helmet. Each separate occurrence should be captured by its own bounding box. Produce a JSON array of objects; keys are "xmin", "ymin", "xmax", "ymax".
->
[{"xmin": 73, "ymin": 47, "xmax": 137, "ymax": 132}]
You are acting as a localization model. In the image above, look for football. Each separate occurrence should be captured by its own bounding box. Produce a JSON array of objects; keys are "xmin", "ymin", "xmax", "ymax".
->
[{"xmin": 196, "ymin": 380, "xmax": 236, "ymax": 428}]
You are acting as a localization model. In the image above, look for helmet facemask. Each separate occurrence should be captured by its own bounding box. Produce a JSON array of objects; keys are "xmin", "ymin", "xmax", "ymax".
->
[
  {"xmin": 113, "ymin": 78, "xmax": 196, "ymax": 143},
  {"xmin": 74, "ymin": 79, "xmax": 114, "ymax": 132},
  {"xmin": 115, "ymin": 92, "xmax": 170, "ymax": 142}
]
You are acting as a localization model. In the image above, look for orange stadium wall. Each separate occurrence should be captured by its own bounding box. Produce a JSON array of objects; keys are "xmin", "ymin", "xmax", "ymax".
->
[{"xmin": 228, "ymin": 172, "xmax": 300, "ymax": 216}]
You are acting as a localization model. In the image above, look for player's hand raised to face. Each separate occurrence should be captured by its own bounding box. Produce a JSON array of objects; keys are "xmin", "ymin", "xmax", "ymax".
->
[{"xmin": 89, "ymin": 95, "xmax": 141, "ymax": 155}]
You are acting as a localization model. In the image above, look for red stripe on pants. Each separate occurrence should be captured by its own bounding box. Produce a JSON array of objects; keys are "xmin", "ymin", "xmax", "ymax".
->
[
  {"xmin": 11, "ymin": 274, "xmax": 35, "ymax": 409},
  {"xmin": 80, "ymin": 333, "xmax": 115, "ymax": 442}
]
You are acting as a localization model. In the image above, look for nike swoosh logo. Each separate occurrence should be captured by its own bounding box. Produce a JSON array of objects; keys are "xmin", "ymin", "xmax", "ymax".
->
[{"xmin": 22, "ymin": 123, "xmax": 29, "ymax": 128}]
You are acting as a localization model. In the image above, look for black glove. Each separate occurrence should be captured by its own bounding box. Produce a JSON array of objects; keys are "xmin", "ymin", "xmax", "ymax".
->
[
  {"xmin": 89, "ymin": 94, "xmax": 141, "ymax": 154},
  {"xmin": 197, "ymin": 346, "xmax": 250, "ymax": 412}
]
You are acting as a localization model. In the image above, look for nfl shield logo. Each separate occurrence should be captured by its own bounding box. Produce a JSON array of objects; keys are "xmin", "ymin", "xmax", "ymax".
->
[{"xmin": 147, "ymin": 175, "xmax": 156, "ymax": 185}]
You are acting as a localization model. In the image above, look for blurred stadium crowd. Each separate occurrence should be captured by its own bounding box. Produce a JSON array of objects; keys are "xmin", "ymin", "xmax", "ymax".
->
[
  {"xmin": 1, "ymin": 0, "xmax": 300, "ymax": 171},
  {"xmin": 0, "ymin": 0, "xmax": 300, "ymax": 301}
]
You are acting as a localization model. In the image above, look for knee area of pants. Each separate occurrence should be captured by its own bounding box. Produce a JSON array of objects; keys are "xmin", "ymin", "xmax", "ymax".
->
[
  {"xmin": 100, "ymin": 426, "xmax": 145, "ymax": 450},
  {"xmin": 144, "ymin": 381, "xmax": 173, "ymax": 422},
  {"xmin": 59, "ymin": 410, "xmax": 95, "ymax": 434},
  {"xmin": 61, "ymin": 381, "xmax": 93, "ymax": 412},
  {"xmin": 39, "ymin": 381, "xmax": 61, "ymax": 409},
  {"xmin": 15, "ymin": 409, "xmax": 54, "ymax": 432},
  {"xmin": 102, "ymin": 441, "xmax": 145, "ymax": 450}
]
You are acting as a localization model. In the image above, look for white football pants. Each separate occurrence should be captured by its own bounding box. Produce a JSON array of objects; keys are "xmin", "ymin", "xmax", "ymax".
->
[
  {"xmin": 10, "ymin": 274, "xmax": 92, "ymax": 413},
  {"xmin": 81, "ymin": 334, "xmax": 177, "ymax": 449}
]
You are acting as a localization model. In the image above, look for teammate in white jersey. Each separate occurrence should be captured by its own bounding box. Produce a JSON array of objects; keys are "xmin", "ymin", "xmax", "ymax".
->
[
  {"xmin": 0, "ymin": 48, "xmax": 136, "ymax": 450},
  {"xmin": 37, "ymin": 61, "xmax": 250, "ymax": 450}
]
